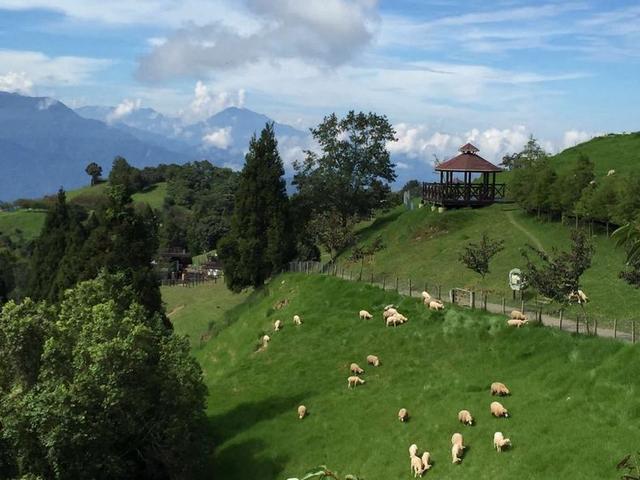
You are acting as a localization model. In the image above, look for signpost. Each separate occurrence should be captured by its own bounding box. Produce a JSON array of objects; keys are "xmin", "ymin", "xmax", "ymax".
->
[{"xmin": 508, "ymin": 268, "xmax": 525, "ymax": 300}]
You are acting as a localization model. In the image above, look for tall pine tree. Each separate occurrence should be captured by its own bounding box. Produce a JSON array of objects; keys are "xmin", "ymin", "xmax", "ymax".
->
[{"xmin": 218, "ymin": 123, "xmax": 293, "ymax": 292}]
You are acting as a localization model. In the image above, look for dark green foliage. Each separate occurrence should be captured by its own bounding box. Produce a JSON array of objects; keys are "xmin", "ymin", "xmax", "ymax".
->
[
  {"xmin": 27, "ymin": 186, "xmax": 164, "ymax": 318},
  {"xmin": 501, "ymin": 135, "xmax": 548, "ymax": 170},
  {"xmin": 400, "ymin": 179, "xmax": 422, "ymax": 198},
  {"xmin": 108, "ymin": 156, "xmax": 144, "ymax": 195},
  {"xmin": 551, "ymin": 153, "xmax": 594, "ymax": 215},
  {"xmin": 293, "ymin": 111, "xmax": 397, "ymax": 225},
  {"xmin": 219, "ymin": 123, "xmax": 293, "ymax": 292},
  {"xmin": 617, "ymin": 453, "xmax": 640, "ymax": 479},
  {"xmin": 84, "ymin": 162, "xmax": 103, "ymax": 186},
  {"xmin": 458, "ymin": 232, "xmax": 505, "ymax": 279},
  {"xmin": 0, "ymin": 273, "xmax": 208, "ymax": 479},
  {"xmin": 349, "ymin": 235, "xmax": 385, "ymax": 261},
  {"xmin": 522, "ymin": 229, "xmax": 594, "ymax": 306},
  {"xmin": 0, "ymin": 249, "xmax": 15, "ymax": 304},
  {"xmin": 308, "ymin": 210, "xmax": 356, "ymax": 260}
]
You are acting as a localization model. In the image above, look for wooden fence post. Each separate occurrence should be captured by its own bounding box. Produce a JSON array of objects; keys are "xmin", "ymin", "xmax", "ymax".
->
[
  {"xmin": 382, "ymin": 277, "xmax": 386, "ymax": 290},
  {"xmin": 409, "ymin": 279, "xmax": 412, "ymax": 297},
  {"xmin": 370, "ymin": 272, "xmax": 374, "ymax": 284},
  {"xmin": 559, "ymin": 310, "xmax": 564, "ymax": 330},
  {"xmin": 470, "ymin": 291, "xmax": 476, "ymax": 309},
  {"xmin": 501, "ymin": 297, "xmax": 506, "ymax": 314},
  {"xmin": 575, "ymin": 316, "xmax": 579, "ymax": 334},
  {"xmin": 437, "ymin": 285, "xmax": 442, "ymax": 299},
  {"xmin": 633, "ymin": 321, "xmax": 636, "ymax": 344},
  {"xmin": 424, "ymin": 282, "xmax": 428, "ymax": 294},
  {"xmin": 613, "ymin": 319, "xmax": 617, "ymax": 338},
  {"xmin": 483, "ymin": 293, "xmax": 487, "ymax": 311},
  {"xmin": 594, "ymin": 317, "xmax": 598, "ymax": 336},
  {"xmin": 521, "ymin": 300, "xmax": 525, "ymax": 314},
  {"xmin": 395, "ymin": 277, "xmax": 399, "ymax": 292},
  {"xmin": 449, "ymin": 289, "xmax": 454, "ymax": 304}
]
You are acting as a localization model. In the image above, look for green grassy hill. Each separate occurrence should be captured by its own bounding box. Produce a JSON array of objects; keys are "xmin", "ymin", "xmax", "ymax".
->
[
  {"xmin": 550, "ymin": 132, "xmax": 640, "ymax": 176},
  {"xmin": 164, "ymin": 273, "xmax": 640, "ymax": 479},
  {"xmin": 338, "ymin": 204, "xmax": 639, "ymax": 326}
]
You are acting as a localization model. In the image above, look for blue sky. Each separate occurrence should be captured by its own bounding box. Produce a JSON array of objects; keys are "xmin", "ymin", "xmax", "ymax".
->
[{"xmin": 0, "ymin": 0, "xmax": 639, "ymax": 164}]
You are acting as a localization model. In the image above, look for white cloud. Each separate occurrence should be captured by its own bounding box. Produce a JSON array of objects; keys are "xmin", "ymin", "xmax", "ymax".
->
[
  {"xmin": 562, "ymin": 130, "xmax": 598, "ymax": 149},
  {"xmin": 0, "ymin": 50, "xmax": 110, "ymax": 88},
  {"xmin": 203, "ymin": 126, "xmax": 233, "ymax": 149},
  {"xmin": 107, "ymin": 98, "xmax": 141, "ymax": 123},
  {"xmin": 180, "ymin": 81, "xmax": 245, "ymax": 123},
  {"xmin": 136, "ymin": 0, "xmax": 379, "ymax": 80},
  {"xmin": 464, "ymin": 126, "xmax": 530, "ymax": 162},
  {"xmin": 0, "ymin": 71, "xmax": 33, "ymax": 94}
]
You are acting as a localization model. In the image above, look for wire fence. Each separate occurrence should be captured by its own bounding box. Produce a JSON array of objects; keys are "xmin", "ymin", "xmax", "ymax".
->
[{"xmin": 288, "ymin": 260, "xmax": 637, "ymax": 344}]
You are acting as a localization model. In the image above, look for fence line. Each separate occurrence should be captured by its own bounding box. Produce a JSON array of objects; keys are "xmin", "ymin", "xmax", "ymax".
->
[{"xmin": 287, "ymin": 261, "xmax": 636, "ymax": 344}]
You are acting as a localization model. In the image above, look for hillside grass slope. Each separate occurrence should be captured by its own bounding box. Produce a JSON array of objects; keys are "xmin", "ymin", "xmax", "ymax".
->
[
  {"xmin": 164, "ymin": 273, "xmax": 640, "ymax": 479},
  {"xmin": 339, "ymin": 203, "xmax": 639, "ymax": 326}
]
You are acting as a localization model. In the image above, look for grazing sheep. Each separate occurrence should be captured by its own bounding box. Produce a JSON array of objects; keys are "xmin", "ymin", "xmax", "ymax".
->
[
  {"xmin": 493, "ymin": 431, "xmax": 511, "ymax": 452},
  {"xmin": 458, "ymin": 409, "xmax": 474, "ymax": 426},
  {"xmin": 384, "ymin": 304, "xmax": 395, "ymax": 311},
  {"xmin": 607, "ymin": 169, "xmax": 616, "ymax": 176},
  {"xmin": 429, "ymin": 300, "xmax": 444, "ymax": 311},
  {"xmin": 367, "ymin": 355, "xmax": 380, "ymax": 367},
  {"xmin": 421, "ymin": 291, "xmax": 432, "ymax": 304},
  {"xmin": 410, "ymin": 455, "xmax": 423, "ymax": 477},
  {"xmin": 398, "ymin": 408, "xmax": 409, "ymax": 422},
  {"xmin": 293, "ymin": 314, "xmax": 302, "ymax": 325},
  {"xmin": 261, "ymin": 335, "xmax": 270, "ymax": 347},
  {"xmin": 569, "ymin": 289, "xmax": 589, "ymax": 304},
  {"xmin": 350, "ymin": 363, "xmax": 364, "ymax": 375},
  {"xmin": 383, "ymin": 308, "xmax": 399, "ymax": 320},
  {"xmin": 298, "ymin": 405, "xmax": 307, "ymax": 419},
  {"xmin": 451, "ymin": 433, "xmax": 464, "ymax": 448},
  {"xmin": 490, "ymin": 401, "xmax": 509, "ymax": 418},
  {"xmin": 274, "ymin": 320, "xmax": 282, "ymax": 331},
  {"xmin": 451, "ymin": 443, "xmax": 464, "ymax": 464},
  {"xmin": 409, "ymin": 444, "xmax": 418, "ymax": 458},
  {"xmin": 491, "ymin": 382, "xmax": 510, "ymax": 396},
  {"xmin": 348, "ymin": 376, "xmax": 365, "ymax": 388},
  {"xmin": 359, "ymin": 310, "xmax": 373, "ymax": 320},
  {"xmin": 386, "ymin": 314, "xmax": 406, "ymax": 327},
  {"xmin": 510, "ymin": 310, "xmax": 527, "ymax": 321},
  {"xmin": 421, "ymin": 452, "xmax": 433, "ymax": 472},
  {"xmin": 507, "ymin": 318, "xmax": 528, "ymax": 328}
]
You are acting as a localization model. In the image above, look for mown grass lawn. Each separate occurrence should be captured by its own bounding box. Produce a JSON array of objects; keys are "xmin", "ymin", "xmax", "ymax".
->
[
  {"xmin": 0, "ymin": 209, "xmax": 46, "ymax": 242},
  {"xmin": 338, "ymin": 204, "xmax": 640, "ymax": 327},
  {"xmin": 166, "ymin": 273, "xmax": 640, "ymax": 479}
]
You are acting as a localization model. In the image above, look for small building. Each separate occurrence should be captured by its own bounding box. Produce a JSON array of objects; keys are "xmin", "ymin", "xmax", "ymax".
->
[{"xmin": 422, "ymin": 143, "xmax": 505, "ymax": 208}]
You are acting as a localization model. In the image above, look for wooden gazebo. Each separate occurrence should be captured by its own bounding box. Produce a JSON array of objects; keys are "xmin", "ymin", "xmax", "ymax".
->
[{"xmin": 422, "ymin": 143, "xmax": 505, "ymax": 207}]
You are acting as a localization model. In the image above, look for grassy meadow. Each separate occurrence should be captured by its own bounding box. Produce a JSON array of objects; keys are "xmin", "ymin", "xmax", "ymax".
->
[
  {"xmin": 162, "ymin": 273, "xmax": 640, "ymax": 479},
  {"xmin": 338, "ymin": 203, "xmax": 640, "ymax": 327},
  {"xmin": 0, "ymin": 209, "xmax": 46, "ymax": 242}
]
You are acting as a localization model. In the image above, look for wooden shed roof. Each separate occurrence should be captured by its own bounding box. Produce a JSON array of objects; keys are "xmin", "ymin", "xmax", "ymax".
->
[{"xmin": 435, "ymin": 144, "xmax": 502, "ymax": 172}]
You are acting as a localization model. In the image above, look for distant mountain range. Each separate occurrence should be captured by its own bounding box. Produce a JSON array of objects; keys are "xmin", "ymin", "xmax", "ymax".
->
[{"xmin": 0, "ymin": 91, "xmax": 306, "ymax": 201}]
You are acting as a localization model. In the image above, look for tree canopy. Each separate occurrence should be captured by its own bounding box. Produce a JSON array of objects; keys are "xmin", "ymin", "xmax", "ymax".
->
[
  {"xmin": 0, "ymin": 273, "xmax": 208, "ymax": 479},
  {"xmin": 218, "ymin": 123, "xmax": 294, "ymax": 292}
]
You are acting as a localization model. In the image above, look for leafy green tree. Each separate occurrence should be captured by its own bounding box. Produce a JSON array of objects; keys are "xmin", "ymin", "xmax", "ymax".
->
[
  {"xmin": 614, "ymin": 172, "xmax": 640, "ymax": 224},
  {"xmin": 108, "ymin": 156, "xmax": 143, "ymax": 195},
  {"xmin": 0, "ymin": 273, "xmax": 208, "ymax": 479},
  {"xmin": 293, "ymin": 111, "xmax": 397, "ymax": 226},
  {"xmin": 552, "ymin": 153, "xmax": 594, "ymax": 216},
  {"xmin": 522, "ymin": 229, "xmax": 594, "ymax": 307},
  {"xmin": 0, "ymin": 249, "xmax": 15, "ymax": 304},
  {"xmin": 459, "ymin": 232, "xmax": 505, "ymax": 279},
  {"xmin": 84, "ymin": 162, "xmax": 103, "ymax": 186},
  {"xmin": 308, "ymin": 210, "xmax": 356, "ymax": 261},
  {"xmin": 501, "ymin": 135, "xmax": 547, "ymax": 170},
  {"xmin": 218, "ymin": 123, "xmax": 293, "ymax": 292}
]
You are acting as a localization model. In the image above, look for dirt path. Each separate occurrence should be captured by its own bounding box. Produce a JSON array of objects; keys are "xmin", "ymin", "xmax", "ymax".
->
[
  {"xmin": 505, "ymin": 210, "xmax": 545, "ymax": 252},
  {"xmin": 167, "ymin": 305, "xmax": 185, "ymax": 317}
]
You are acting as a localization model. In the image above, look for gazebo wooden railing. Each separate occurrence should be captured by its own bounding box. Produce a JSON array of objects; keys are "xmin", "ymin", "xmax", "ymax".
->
[{"xmin": 422, "ymin": 182, "xmax": 506, "ymax": 207}]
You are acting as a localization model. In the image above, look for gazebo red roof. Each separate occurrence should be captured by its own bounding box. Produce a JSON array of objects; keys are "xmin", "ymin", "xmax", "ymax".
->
[{"xmin": 435, "ymin": 143, "xmax": 502, "ymax": 173}]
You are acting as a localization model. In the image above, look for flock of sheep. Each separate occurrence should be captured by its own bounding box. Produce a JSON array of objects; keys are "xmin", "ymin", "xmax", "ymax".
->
[{"xmin": 260, "ymin": 288, "xmax": 523, "ymax": 476}]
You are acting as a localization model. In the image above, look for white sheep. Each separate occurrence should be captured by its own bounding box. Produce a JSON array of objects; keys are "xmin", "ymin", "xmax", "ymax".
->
[
  {"xmin": 493, "ymin": 431, "xmax": 511, "ymax": 452},
  {"xmin": 383, "ymin": 307, "xmax": 399, "ymax": 320},
  {"xmin": 410, "ymin": 455, "xmax": 423, "ymax": 477},
  {"xmin": 398, "ymin": 408, "xmax": 408, "ymax": 422},
  {"xmin": 451, "ymin": 443, "xmax": 464, "ymax": 464},
  {"xmin": 350, "ymin": 363, "xmax": 364, "ymax": 375},
  {"xmin": 348, "ymin": 376, "xmax": 365, "ymax": 388},
  {"xmin": 261, "ymin": 335, "xmax": 270, "ymax": 348},
  {"xmin": 367, "ymin": 355, "xmax": 380, "ymax": 367},
  {"xmin": 451, "ymin": 433, "xmax": 464, "ymax": 448},
  {"xmin": 490, "ymin": 401, "xmax": 509, "ymax": 418},
  {"xmin": 491, "ymin": 382, "xmax": 510, "ymax": 396},
  {"xmin": 607, "ymin": 169, "xmax": 616, "ymax": 176},
  {"xmin": 359, "ymin": 310, "xmax": 373, "ymax": 320},
  {"xmin": 429, "ymin": 300, "xmax": 444, "ymax": 311},
  {"xmin": 298, "ymin": 405, "xmax": 307, "ymax": 419},
  {"xmin": 510, "ymin": 310, "xmax": 527, "ymax": 321},
  {"xmin": 420, "ymin": 452, "xmax": 433, "ymax": 473},
  {"xmin": 458, "ymin": 409, "xmax": 474, "ymax": 426},
  {"xmin": 274, "ymin": 319, "xmax": 282, "ymax": 331},
  {"xmin": 569, "ymin": 289, "xmax": 589, "ymax": 304},
  {"xmin": 409, "ymin": 444, "xmax": 418, "ymax": 458},
  {"xmin": 507, "ymin": 318, "xmax": 528, "ymax": 328},
  {"xmin": 386, "ymin": 315, "xmax": 404, "ymax": 327},
  {"xmin": 384, "ymin": 304, "xmax": 395, "ymax": 311},
  {"xmin": 293, "ymin": 314, "xmax": 302, "ymax": 325},
  {"xmin": 421, "ymin": 291, "xmax": 432, "ymax": 304}
]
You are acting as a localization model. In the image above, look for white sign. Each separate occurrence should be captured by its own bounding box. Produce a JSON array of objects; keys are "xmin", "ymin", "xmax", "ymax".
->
[{"xmin": 508, "ymin": 268, "xmax": 524, "ymax": 291}]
